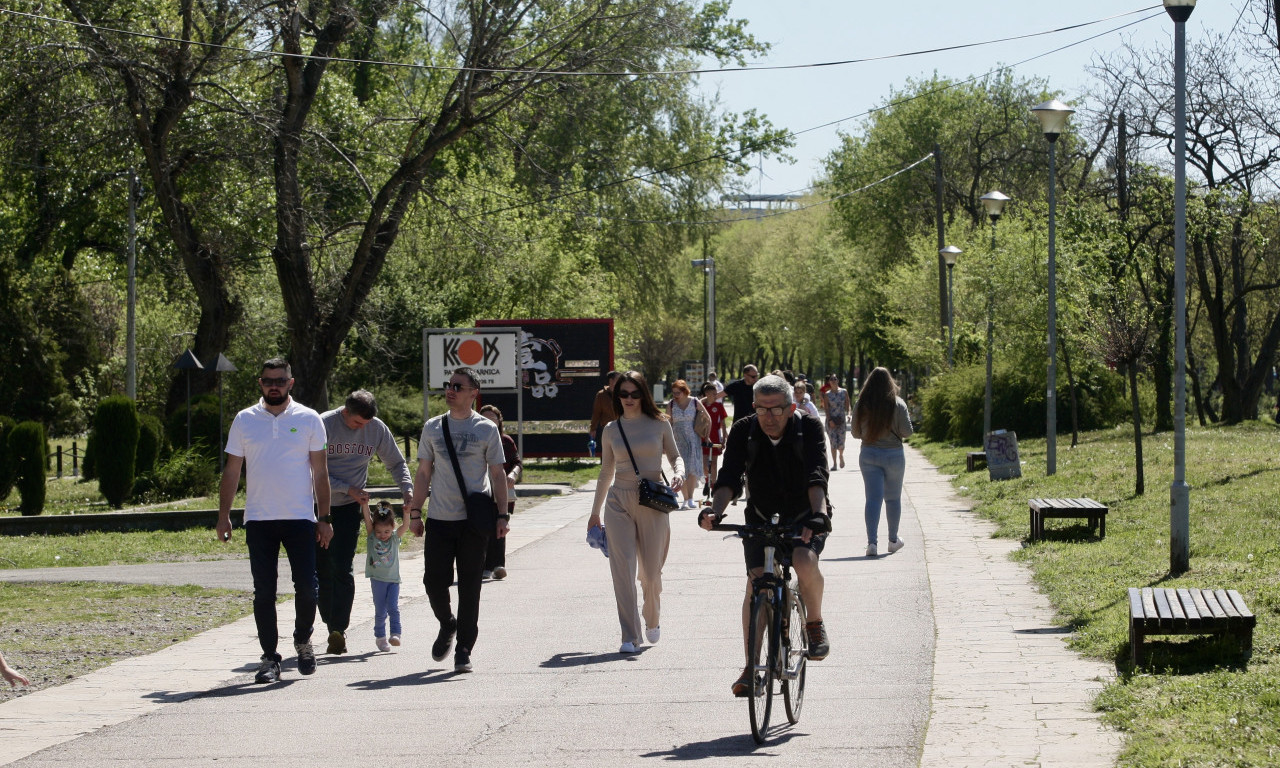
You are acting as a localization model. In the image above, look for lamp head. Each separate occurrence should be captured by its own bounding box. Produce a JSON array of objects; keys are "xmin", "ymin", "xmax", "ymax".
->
[
  {"xmin": 1031, "ymin": 99, "xmax": 1074, "ymax": 141},
  {"xmin": 1163, "ymin": 0, "xmax": 1196, "ymax": 23},
  {"xmin": 939, "ymin": 245, "xmax": 962, "ymax": 266},
  {"xmin": 980, "ymin": 190, "xmax": 1010, "ymax": 222}
]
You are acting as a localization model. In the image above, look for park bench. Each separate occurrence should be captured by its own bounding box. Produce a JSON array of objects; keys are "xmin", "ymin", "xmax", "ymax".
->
[
  {"xmin": 965, "ymin": 451, "xmax": 986, "ymax": 471},
  {"xmin": 1128, "ymin": 587, "xmax": 1255, "ymax": 667},
  {"xmin": 1028, "ymin": 497, "xmax": 1108, "ymax": 542}
]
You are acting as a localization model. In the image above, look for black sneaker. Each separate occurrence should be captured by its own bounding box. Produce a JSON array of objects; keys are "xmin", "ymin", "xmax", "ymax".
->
[
  {"xmin": 254, "ymin": 655, "xmax": 281, "ymax": 683},
  {"xmin": 454, "ymin": 648, "xmax": 473, "ymax": 673},
  {"xmin": 295, "ymin": 642, "xmax": 316, "ymax": 675},
  {"xmin": 326, "ymin": 629, "xmax": 346, "ymax": 655},
  {"xmin": 805, "ymin": 620, "xmax": 830, "ymax": 661},
  {"xmin": 432, "ymin": 617, "xmax": 458, "ymax": 662}
]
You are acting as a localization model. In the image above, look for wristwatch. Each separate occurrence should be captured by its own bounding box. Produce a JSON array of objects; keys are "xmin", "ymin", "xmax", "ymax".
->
[{"xmin": 317, "ymin": 515, "xmax": 332, "ymax": 523}]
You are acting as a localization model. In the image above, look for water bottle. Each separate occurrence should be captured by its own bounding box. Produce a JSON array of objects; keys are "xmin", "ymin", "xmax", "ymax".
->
[{"xmin": 588, "ymin": 437, "xmax": 597, "ymax": 458}]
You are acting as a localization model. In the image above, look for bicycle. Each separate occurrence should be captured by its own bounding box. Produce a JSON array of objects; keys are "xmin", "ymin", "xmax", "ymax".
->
[{"xmin": 710, "ymin": 513, "xmax": 809, "ymax": 744}]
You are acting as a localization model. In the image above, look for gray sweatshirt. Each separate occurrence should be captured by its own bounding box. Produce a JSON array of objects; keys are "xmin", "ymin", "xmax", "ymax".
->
[
  {"xmin": 322, "ymin": 408, "xmax": 413, "ymax": 506},
  {"xmin": 852, "ymin": 396, "xmax": 914, "ymax": 450}
]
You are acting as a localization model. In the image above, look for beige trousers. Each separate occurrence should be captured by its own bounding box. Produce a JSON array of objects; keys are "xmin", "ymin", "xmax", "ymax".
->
[{"xmin": 603, "ymin": 487, "xmax": 671, "ymax": 644}]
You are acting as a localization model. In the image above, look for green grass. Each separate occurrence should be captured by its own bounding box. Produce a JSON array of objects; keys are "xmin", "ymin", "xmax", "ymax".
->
[
  {"xmin": 0, "ymin": 581, "xmax": 251, "ymax": 702},
  {"xmin": 521, "ymin": 457, "xmax": 600, "ymax": 487},
  {"xmin": 916, "ymin": 421, "xmax": 1280, "ymax": 767},
  {"xmin": 0, "ymin": 528, "xmax": 243, "ymax": 569}
]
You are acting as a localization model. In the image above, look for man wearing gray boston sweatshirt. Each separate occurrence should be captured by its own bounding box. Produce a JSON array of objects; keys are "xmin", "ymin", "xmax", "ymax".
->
[{"xmin": 318, "ymin": 390, "xmax": 414, "ymax": 654}]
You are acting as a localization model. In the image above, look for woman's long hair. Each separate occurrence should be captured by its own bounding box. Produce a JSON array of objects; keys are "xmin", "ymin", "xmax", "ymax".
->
[
  {"xmin": 611, "ymin": 370, "xmax": 668, "ymax": 421},
  {"xmin": 853, "ymin": 367, "xmax": 899, "ymax": 443},
  {"xmin": 478, "ymin": 404, "xmax": 505, "ymax": 434}
]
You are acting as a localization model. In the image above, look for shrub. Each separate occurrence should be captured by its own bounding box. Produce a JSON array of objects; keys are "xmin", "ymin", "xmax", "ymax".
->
[
  {"xmin": 136, "ymin": 414, "xmax": 164, "ymax": 476},
  {"xmin": 81, "ymin": 429, "xmax": 97, "ymax": 481},
  {"xmin": 166, "ymin": 394, "xmax": 224, "ymax": 460},
  {"xmin": 134, "ymin": 447, "xmax": 218, "ymax": 503},
  {"xmin": 94, "ymin": 396, "xmax": 140, "ymax": 508},
  {"xmin": 0, "ymin": 415, "xmax": 15, "ymax": 501},
  {"xmin": 9, "ymin": 420, "xmax": 47, "ymax": 515}
]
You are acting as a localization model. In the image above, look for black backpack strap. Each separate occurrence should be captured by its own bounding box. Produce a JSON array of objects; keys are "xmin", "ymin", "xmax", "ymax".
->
[{"xmin": 441, "ymin": 418, "xmax": 473, "ymax": 496}]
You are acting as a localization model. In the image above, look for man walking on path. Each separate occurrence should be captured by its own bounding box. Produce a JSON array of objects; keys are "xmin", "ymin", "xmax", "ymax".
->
[
  {"xmin": 722, "ymin": 364, "xmax": 759, "ymax": 422},
  {"xmin": 216, "ymin": 358, "xmax": 332, "ymax": 684},
  {"xmin": 317, "ymin": 389, "xmax": 414, "ymax": 655},
  {"xmin": 407, "ymin": 368, "xmax": 509, "ymax": 673},
  {"xmin": 589, "ymin": 370, "xmax": 619, "ymax": 454}
]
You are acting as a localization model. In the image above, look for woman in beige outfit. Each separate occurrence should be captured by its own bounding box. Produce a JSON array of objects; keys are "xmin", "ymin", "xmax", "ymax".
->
[{"xmin": 588, "ymin": 370, "xmax": 685, "ymax": 653}]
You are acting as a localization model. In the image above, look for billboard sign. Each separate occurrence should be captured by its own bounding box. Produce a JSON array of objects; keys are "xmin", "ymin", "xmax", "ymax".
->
[{"xmin": 424, "ymin": 329, "xmax": 520, "ymax": 391}]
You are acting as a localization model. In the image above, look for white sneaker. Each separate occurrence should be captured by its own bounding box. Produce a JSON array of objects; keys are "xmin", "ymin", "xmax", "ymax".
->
[
  {"xmin": 645, "ymin": 627, "xmax": 661, "ymax": 644},
  {"xmin": 389, "ymin": 635, "xmax": 401, "ymax": 647},
  {"xmin": 866, "ymin": 544, "xmax": 878, "ymax": 557},
  {"xmin": 619, "ymin": 641, "xmax": 639, "ymax": 653},
  {"xmin": 481, "ymin": 570, "xmax": 493, "ymax": 580},
  {"xmin": 375, "ymin": 637, "xmax": 391, "ymax": 652},
  {"xmin": 887, "ymin": 538, "xmax": 905, "ymax": 553}
]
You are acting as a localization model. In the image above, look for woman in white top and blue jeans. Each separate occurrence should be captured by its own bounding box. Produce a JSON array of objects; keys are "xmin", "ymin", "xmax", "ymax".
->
[{"xmin": 851, "ymin": 367, "xmax": 913, "ymax": 558}]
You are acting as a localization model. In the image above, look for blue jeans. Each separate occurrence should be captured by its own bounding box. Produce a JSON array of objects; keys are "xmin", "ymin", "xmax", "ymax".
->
[
  {"xmin": 859, "ymin": 446, "xmax": 906, "ymax": 547},
  {"xmin": 370, "ymin": 579, "xmax": 402, "ymax": 638},
  {"xmin": 246, "ymin": 519, "xmax": 318, "ymax": 660}
]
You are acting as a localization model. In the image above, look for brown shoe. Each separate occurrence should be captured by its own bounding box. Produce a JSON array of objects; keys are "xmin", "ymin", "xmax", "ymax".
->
[
  {"xmin": 806, "ymin": 620, "xmax": 830, "ymax": 660},
  {"xmin": 732, "ymin": 667, "xmax": 752, "ymax": 697}
]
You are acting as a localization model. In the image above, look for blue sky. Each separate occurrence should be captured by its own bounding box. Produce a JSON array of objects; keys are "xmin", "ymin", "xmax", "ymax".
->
[{"xmin": 697, "ymin": 1, "xmax": 1247, "ymax": 195}]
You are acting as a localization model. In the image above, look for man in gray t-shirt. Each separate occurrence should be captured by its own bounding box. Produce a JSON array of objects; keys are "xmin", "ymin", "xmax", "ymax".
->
[
  {"xmin": 407, "ymin": 368, "xmax": 508, "ymax": 673},
  {"xmin": 317, "ymin": 389, "xmax": 414, "ymax": 655}
]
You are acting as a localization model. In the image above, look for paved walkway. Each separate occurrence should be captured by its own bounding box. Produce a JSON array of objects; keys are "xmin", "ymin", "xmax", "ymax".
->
[{"xmin": 0, "ymin": 447, "xmax": 1121, "ymax": 767}]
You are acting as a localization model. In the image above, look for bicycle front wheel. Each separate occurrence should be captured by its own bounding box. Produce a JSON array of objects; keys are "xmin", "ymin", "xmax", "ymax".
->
[
  {"xmin": 747, "ymin": 590, "xmax": 775, "ymax": 743},
  {"xmin": 782, "ymin": 585, "xmax": 808, "ymax": 724}
]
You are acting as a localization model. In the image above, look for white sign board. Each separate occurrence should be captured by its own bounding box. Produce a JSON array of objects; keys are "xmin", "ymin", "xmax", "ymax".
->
[{"xmin": 425, "ymin": 330, "xmax": 520, "ymax": 391}]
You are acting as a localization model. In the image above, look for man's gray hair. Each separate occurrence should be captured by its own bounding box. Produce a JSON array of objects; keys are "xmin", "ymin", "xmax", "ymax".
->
[
  {"xmin": 344, "ymin": 389, "xmax": 377, "ymax": 419},
  {"xmin": 753, "ymin": 374, "xmax": 794, "ymax": 405}
]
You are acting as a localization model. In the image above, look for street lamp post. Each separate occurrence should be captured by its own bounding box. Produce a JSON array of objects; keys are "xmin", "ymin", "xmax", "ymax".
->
[
  {"xmin": 1032, "ymin": 99, "xmax": 1074, "ymax": 477},
  {"xmin": 940, "ymin": 246, "xmax": 962, "ymax": 366},
  {"xmin": 691, "ymin": 257, "xmax": 716, "ymax": 382},
  {"xmin": 1166, "ymin": 0, "xmax": 1195, "ymax": 574},
  {"xmin": 979, "ymin": 191, "xmax": 1010, "ymax": 440}
]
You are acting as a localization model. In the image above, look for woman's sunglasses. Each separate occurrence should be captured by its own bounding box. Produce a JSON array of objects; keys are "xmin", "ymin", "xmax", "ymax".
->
[{"xmin": 617, "ymin": 389, "xmax": 642, "ymax": 400}]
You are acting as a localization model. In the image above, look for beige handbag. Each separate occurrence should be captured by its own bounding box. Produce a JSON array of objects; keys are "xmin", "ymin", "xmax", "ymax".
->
[{"xmin": 694, "ymin": 399, "xmax": 711, "ymax": 440}]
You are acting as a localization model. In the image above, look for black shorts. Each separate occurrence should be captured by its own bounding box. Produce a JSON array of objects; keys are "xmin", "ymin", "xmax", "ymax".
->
[{"xmin": 743, "ymin": 528, "xmax": 826, "ymax": 572}]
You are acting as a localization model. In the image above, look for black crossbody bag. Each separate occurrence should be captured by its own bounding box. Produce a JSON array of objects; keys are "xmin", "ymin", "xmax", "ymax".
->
[
  {"xmin": 616, "ymin": 420, "xmax": 681, "ymax": 513},
  {"xmin": 442, "ymin": 418, "xmax": 498, "ymax": 534}
]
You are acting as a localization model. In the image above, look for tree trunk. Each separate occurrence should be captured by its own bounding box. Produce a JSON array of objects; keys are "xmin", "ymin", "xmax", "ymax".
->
[
  {"xmin": 1129, "ymin": 364, "xmax": 1144, "ymax": 496},
  {"xmin": 1151, "ymin": 318, "xmax": 1173, "ymax": 431},
  {"xmin": 1061, "ymin": 334, "xmax": 1079, "ymax": 447}
]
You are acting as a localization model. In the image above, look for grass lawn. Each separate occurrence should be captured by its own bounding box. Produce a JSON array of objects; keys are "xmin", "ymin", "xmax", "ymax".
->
[{"xmin": 916, "ymin": 420, "xmax": 1280, "ymax": 767}]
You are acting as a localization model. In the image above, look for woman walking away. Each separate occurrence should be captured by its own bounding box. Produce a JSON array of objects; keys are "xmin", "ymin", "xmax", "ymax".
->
[
  {"xmin": 479, "ymin": 405, "xmax": 522, "ymax": 580},
  {"xmin": 588, "ymin": 371, "xmax": 685, "ymax": 653},
  {"xmin": 666, "ymin": 379, "xmax": 708, "ymax": 509},
  {"xmin": 851, "ymin": 367, "xmax": 913, "ymax": 557},
  {"xmin": 822, "ymin": 374, "xmax": 850, "ymax": 471}
]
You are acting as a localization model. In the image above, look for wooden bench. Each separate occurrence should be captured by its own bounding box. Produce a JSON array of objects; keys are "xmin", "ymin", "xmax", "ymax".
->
[
  {"xmin": 1128, "ymin": 587, "xmax": 1255, "ymax": 667},
  {"xmin": 965, "ymin": 451, "xmax": 986, "ymax": 471},
  {"xmin": 1028, "ymin": 497, "xmax": 1108, "ymax": 542}
]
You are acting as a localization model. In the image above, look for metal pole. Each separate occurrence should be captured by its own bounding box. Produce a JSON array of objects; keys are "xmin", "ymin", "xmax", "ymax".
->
[
  {"xmin": 935, "ymin": 144, "xmax": 947, "ymax": 335},
  {"xmin": 708, "ymin": 258, "xmax": 716, "ymax": 382},
  {"xmin": 185, "ymin": 368, "xmax": 192, "ymax": 449},
  {"xmin": 947, "ymin": 263, "xmax": 955, "ymax": 366},
  {"xmin": 126, "ymin": 170, "xmax": 138, "ymax": 400},
  {"xmin": 1171, "ymin": 14, "xmax": 1190, "ymax": 574},
  {"xmin": 984, "ymin": 221, "xmax": 996, "ymax": 440},
  {"xmin": 1047, "ymin": 138, "xmax": 1058, "ymax": 476},
  {"xmin": 218, "ymin": 374, "xmax": 225, "ymax": 472}
]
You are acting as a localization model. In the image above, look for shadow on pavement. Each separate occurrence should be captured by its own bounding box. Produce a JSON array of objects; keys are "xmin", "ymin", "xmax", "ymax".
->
[
  {"xmin": 195, "ymin": 680, "xmax": 299, "ymax": 698},
  {"xmin": 347, "ymin": 669, "xmax": 457, "ymax": 690},
  {"xmin": 540, "ymin": 650, "xmax": 646, "ymax": 668},
  {"xmin": 640, "ymin": 729, "xmax": 806, "ymax": 759}
]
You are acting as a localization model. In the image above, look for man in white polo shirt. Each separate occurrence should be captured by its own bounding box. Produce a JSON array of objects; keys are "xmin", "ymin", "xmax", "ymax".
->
[{"xmin": 217, "ymin": 357, "xmax": 333, "ymax": 684}]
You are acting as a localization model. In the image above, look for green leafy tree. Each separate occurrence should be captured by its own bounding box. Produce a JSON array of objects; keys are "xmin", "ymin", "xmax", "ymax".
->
[
  {"xmin": 8, "ymin": 420, "xmax": 47, "ymax": 516},
  {"xmin": 94, "ymin": 395, "xmax": 139, "ymax": 508}
]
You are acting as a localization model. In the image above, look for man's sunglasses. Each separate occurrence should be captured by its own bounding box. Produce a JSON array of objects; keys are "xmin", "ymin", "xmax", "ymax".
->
[
  {"xmin": 443, "ymin": 382, "xmax": 473, "ymax": 392},
  {"xmin": 259, "ymin": 377, "xmax": 290, "ymax": 387},
  {"xmin": 617, "ymin": 389, "xmax": 642, "ymax": 400}
]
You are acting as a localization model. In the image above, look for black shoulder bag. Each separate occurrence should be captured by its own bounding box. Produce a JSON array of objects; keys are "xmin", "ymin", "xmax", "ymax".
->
[
  {"xmin": 616, "ymin": 420, "xmax": 681, "ymax": 513},
  {"xmin": 442, "ymin": 418, "xmax": 498, "ymax": 535}
]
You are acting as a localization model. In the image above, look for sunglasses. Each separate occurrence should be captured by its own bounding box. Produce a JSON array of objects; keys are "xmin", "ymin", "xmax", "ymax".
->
[
  {"xmin": 443, "ymin": 382, "xmax": 472, "ymax": 392},
  {"xmin": 259, "ymin": 377, "xmax": 290, "ymax": 387},
  {"xmin": 617, "ymin": 389, "xmax": 642, "ymax": 400}
]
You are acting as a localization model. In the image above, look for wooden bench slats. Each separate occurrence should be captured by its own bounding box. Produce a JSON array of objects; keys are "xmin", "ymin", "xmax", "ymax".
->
[
  {"xmin": 1128, "ymin": 588, "xmax": 1144, "ymax": 620},
  {"xmin": 1227, "ymin": 590, "xmax": 1255, "ymax": 620},
  {"xmin": 1176, "ymin": 588, "xmax": 1201, "ymax": 621},
  {"xmin": 1190, "ymin": 589, "xmax": 1212, "ymax": 619},
  {"xmin": 1202, "ymin": 590, "xmax": 1228, "ymax": 620},
  {"xmin": 1027, "ymin": 497, "xmax": 1108, "ymax": 542},
  {"xmin": 1153, "ymin": 588, "xmax": 1174, "ymax": 623},
  {"xmin": 1165, "ymin": 588, "xmax": 1187, "ymax": 625},
  {"xmin": 1140, "ymin": 588, "xmax": 1158, "ymax": 624}
]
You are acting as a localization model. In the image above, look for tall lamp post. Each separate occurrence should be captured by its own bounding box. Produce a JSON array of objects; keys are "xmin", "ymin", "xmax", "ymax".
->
[
  {"xmin": 1032, "ymin": 99, "xmax": 1074, "ymax": 477},
  {"xmin": 691, "ymin": 257, "xmax": 716, "ymax": 382},
  {"xmin": 1166, "ymin": 0, "xmax": 1195, "ymax": 574},
  {"xmin": 940, "ymin": 245, "xmax": 962, "ymax": 366},
  {"xmin": 979, "ymin": 191, "xmax": 1010, "ymax": 440}
]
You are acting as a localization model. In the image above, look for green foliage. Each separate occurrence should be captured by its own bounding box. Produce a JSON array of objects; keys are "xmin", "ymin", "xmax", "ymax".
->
[
  {"xmin": 94, "ymin": 396, "xmax": 139, "ymax": 508},
  {"xmin": 132, "ymin": 447, "xmax": 217, "ymax": 504},
  {"xmin": 9, "ymin": 420, "xmax": 47, "ymax": 516},
  {"xmin": 165, "ymin": 395, "xmax": 223, "ymax": 461},
  {"xmin": 81, "ymin": 430, "xmax": 97, "ymax": 481},
  {"xmin": 135, "ymin": 414, "xmax": 164, "ymax": 476},
  {"xmin": 366, "ymin": 386, "xmax": 426, "ymax": 442},
  {"xmin": 0, "ymin": 415, "xmax": 14, "ymax": 501}
]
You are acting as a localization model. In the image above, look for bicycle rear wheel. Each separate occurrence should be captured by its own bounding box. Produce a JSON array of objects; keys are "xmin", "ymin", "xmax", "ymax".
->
[
  {"xmin": 782, "ymin": 585, "xmax": 808, "ymax": 724},
  {"xmin": 747, "ymin": 591, "xmax": 775, "ymax": 744}
]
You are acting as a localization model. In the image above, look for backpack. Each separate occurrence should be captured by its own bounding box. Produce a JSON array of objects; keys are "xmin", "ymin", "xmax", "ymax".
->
[{"xmin": 743, "ymin": 414, "xmax": 833, "ymax": 517}]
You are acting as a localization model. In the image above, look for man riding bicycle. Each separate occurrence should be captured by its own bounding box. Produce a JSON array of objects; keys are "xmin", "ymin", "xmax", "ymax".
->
[{"xmin": 699, "ymin": 373, "xmax": 831, "ymax": 697}]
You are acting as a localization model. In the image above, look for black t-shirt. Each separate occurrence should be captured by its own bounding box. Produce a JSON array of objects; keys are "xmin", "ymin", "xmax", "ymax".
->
[
  {"xmin": 713, "ymin": 413, "xmax": 828, "ymax": 525},
  {"xmin": 723, "ymin": 378, "xmax": 755, "ymax": 420}
]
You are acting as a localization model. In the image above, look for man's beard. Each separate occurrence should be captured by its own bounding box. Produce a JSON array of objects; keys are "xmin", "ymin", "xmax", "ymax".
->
[{"xmin": 263, "ymin": 391, "xmax": 288, "ymax": 406}]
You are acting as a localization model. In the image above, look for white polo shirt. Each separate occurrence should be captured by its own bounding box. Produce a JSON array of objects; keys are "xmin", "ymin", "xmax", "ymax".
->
[{"xmin": 225, "ymin": 398, "xmax": 327, "ymax": 522}]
